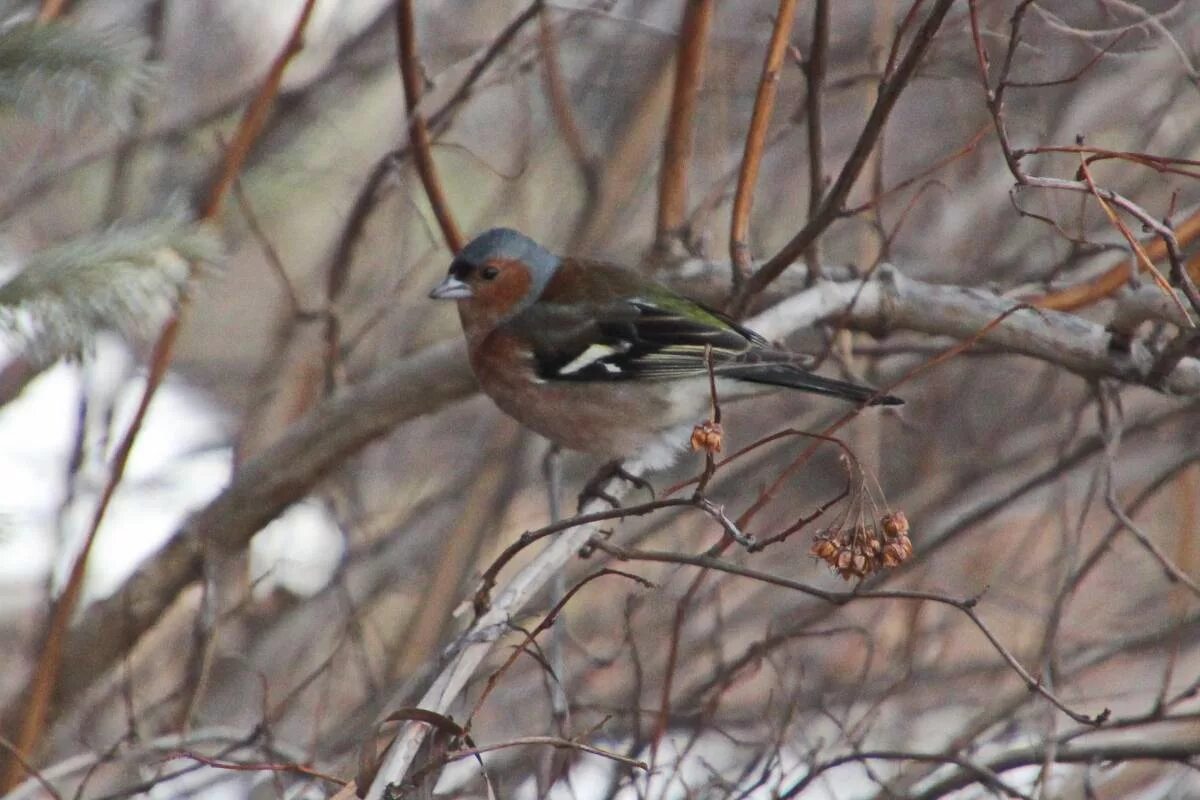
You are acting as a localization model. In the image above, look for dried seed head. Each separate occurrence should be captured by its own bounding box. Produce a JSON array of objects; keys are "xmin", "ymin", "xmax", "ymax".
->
[
  {"xmin": 811, "ymin": 537, "xmax": 838, "ymax": 560},
  {"xmin": 810, "ymin": 512, "xmax": 915, "ymax": 582},
  {"xmin": 690, "ymin": 420, "xmax": 724, "ymax": 453},
  {"xmin": 881, "ymin": 511, "xmax": 909, "ymax": 538}
]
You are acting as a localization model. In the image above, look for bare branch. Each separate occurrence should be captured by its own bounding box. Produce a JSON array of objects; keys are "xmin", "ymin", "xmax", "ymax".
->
[
  {"xmin": 655, "ymin": 0, "xmax": 715, "ymax": 256},
  {"xmin": 730, "ymin": 0, "xmax": 799, "ymax": 288},
  {"xmin": 394, "ymin": 0, "xmax": 463, "ymax": 253}
]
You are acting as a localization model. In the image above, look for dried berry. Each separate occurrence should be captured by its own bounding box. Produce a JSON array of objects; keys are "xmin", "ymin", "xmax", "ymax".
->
[
  {"xmin": 690, "ymin": 420, "xmax": 724, "ymax": 453},
  {"xmin": 809, "ymin": 511, "xmax": 915, "ymax": 581},
  {"xmin": 881, "ymin": 511, "xmax": 909, "ymax": 538}
]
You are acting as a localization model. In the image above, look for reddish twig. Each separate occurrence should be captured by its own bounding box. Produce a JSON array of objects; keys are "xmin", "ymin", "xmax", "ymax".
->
[
  {"xmin": 729, "ymin": 0, "xmax": 799, "ymax": 288},
  {"xmin": 35, "ymin": 0, "xmax": 69, "ymax": 22},
  {"xmin": 395, "ymin": 0, "xmax": 464, "ymax": 253},
  {"xmin": 1015, "ymin": 145, "xmax": 1200, "ymax": 180},
  {"xmin": 201, "ymin": 0, "xmax": 318, "ymax": 220},
  {"xmin": 539, "ymin": 9, "xmax": 594, "ymax": 186},
  {"xmin": 881, "ymin": 0, "xmax": 927, "ymax": 82},
  {"xmin": 425, "ymin": 1, "xmax": 542, "ymax": 135},
  {"xmin": 655, "ymin": 0, "xmax": 715, "ymax": 256},
  {"xmin": 742, "ymin": 304, "xmax": 1029, "ymax": 538},
  {"xmin": 1006, "ymin": 28, "xmax": 1129, "ymax": 89},
  {"xmin": 1076, "ymin": 155, "xmax": 1196, "ymax": 326},
  {"xmin": 472, "ymin": 497, "xmax": 742, "ymax": 616}
]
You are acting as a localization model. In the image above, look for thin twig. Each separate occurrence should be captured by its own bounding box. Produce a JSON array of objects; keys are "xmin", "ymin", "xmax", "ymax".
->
[
  {"xmin": 592, "ymin": 540, "xmax": 1109, "ymax": 725},
  {"xmin": 164, "ymin": 751, "xmax": 346, "ymax": 787},
  {"xmin": 445, "ymin": 736, "xmax": 647, "ymax": 771},
  {"xmin": 1096, "ymin": 389, "xmax": 1200, "ymax": 597},
  {"xmin": 538, "ymin": 8, "xmax": 594, "ymax": 188},
  {"xmin": 0, "ymin": 732, "xmax": 62, "ymax": 800},
  {"xmin": 395, "ymin": 0, "xmax": 464, "ymax": 253},
  {"xmin": 655, "ymin": 0, "xmax": 715, "ymax": 256},
  {"xmin": 472, "ymin": 497, "xmax": 744, "ymax": 615},
  {"xmin": 467, "ymin": 570, "xmax": 652, "ymax": 728},
  {"xmin": 1076, "ymin": 155, "xmax": 1196, "ymax": 326},
  {"xmin": 729, "ymin": 0, "xmax": 799, "ymax": 288},
  {"xmin": 803, "ymin": 0, "xmax": 830, "ymax": 284},
  {"xmin": 967, "ymin": 1, "xmax": 1200, "ymax": 318},
  {"xmin": 779, "ymin": 749, "xmax": 1029, "ymax": 800},
  {"xmin": 231, "ymin": 178, "xmax": 304, "ymax": 318}
]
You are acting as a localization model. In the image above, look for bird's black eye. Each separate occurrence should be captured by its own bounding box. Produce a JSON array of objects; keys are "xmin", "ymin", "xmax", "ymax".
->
[{"xmin": 481, "ymin": 265, "xmax": 500, "ymax": 280}]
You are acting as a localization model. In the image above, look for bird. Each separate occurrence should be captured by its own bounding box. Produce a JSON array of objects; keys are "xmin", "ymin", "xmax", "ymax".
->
[{"xmin": 429, "ymin": 228, "xmax": 901, "ymax": 470}]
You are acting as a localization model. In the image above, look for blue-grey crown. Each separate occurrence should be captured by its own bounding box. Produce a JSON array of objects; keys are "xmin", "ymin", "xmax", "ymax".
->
[{"xmin": 460, "ymin": 228, "xmax": 560, "ymax": 279}]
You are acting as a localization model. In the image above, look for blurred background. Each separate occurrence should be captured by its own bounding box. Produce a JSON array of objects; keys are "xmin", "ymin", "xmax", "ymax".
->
[{"xmin": 2, "ymin": 0, "xmax": 1200, "ymax": 797}]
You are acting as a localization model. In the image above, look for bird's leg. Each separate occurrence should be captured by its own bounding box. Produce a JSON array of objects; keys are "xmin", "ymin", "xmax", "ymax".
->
[
  {"xmin": 576, "ymin": 459, "xmax": 655, "ymax": 512},
  {"xmin": 543, "ymin": 444, "xmax": 564, "ymax": 522},
  {"xmin": 541, "ymin": 445, "xmax": 570, "ymax": 736}
]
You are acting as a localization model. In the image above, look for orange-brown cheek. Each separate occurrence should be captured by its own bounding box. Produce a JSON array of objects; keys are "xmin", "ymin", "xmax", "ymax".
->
[{"xmin": 477, "ymin": 259, "xmax": 533, "ymax": 312}]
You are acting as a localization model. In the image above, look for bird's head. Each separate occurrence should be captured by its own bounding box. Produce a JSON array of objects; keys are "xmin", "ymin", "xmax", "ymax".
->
[{"xmin": 429, "ymin": 228, "xmax": 560, "ymax": 324}]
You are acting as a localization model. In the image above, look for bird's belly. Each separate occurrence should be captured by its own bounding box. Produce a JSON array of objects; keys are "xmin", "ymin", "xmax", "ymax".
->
[{"xmin": 470, "ymin": 356, "xmax": 715, "ymax": 460}]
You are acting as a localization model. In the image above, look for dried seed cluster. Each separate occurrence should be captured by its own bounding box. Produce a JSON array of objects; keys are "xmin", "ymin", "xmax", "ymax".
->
[
  {"xmin": 690, "ymin": 420, "xmax": 724, "ymax": 454},
  {"xmin": 811, "ymin": 511, "xmax": 913, "ymax": 580}
]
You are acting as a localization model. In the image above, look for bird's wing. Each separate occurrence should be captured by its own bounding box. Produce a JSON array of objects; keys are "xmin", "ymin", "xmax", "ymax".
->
[
  {"xmin": 507, "ymin": 289, "xmax": 785, "ymax": 382},
  {"xmin": 505, "ymin": 281, "xmax": 902, "ymax": 405}
]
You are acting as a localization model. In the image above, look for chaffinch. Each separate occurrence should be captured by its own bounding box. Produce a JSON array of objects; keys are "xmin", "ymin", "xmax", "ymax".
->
[{"xmin": 429, "ymin": 228, "xmax": 901, "ymax": 469}]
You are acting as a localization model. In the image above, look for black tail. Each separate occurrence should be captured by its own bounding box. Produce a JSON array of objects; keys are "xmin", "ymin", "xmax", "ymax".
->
[{"xmin": 724, "ymin": 363, "xmax": 903, "ymax": 406}]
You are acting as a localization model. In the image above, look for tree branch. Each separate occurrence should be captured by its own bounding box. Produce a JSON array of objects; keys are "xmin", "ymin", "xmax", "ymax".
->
[
  {"xmin": 395, "ymin": 0, "xmax": 463, "ymax": 252},
  {"xmin": 729, "ymin": 0, "xmax": 799, "ymax": 288},
  {"xmin": 655, "ymin": 0, "xmax": 715, "ymax": 256}
]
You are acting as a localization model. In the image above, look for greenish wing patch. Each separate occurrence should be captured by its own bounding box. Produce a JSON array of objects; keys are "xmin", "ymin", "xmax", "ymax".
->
[{"xmin": 528, "ymin": 295, "xmax": 768, "ymax": 381}]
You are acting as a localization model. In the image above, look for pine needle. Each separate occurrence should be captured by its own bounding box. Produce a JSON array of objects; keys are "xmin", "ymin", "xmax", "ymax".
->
[
  {"xmin": 0, "ymin": 218, "xmax": 222, "ymax": 363},
  {"xmin": 0, "ymin": 17, "xmax": 156, "ymax": 126}
]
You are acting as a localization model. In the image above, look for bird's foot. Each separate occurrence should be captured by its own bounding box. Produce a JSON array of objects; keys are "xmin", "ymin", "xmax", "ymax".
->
[{"xmin": 577, "ymin": 460, "xmax": 655, "ymax": 512}]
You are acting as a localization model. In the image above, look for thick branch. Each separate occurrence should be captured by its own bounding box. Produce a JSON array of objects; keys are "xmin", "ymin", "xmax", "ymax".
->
[{"xmin": 750, "ymin": 266, "xmax": 1200, "ymax": 394}]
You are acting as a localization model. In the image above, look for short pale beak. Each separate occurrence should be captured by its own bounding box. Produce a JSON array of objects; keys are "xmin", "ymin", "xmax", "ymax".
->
[{"xmin": 429, "ymin": 275, "xmax": 472, "ymax": 300}]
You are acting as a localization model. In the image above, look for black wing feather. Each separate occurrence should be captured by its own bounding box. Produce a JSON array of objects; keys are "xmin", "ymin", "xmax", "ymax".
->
[
  {"xmin": 508, "ymin": 295, "xmax": 902, "ymax": 405},
  {"xmin": 521, "ymin": 298, "xmax": 757, "ymax": 381}
]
